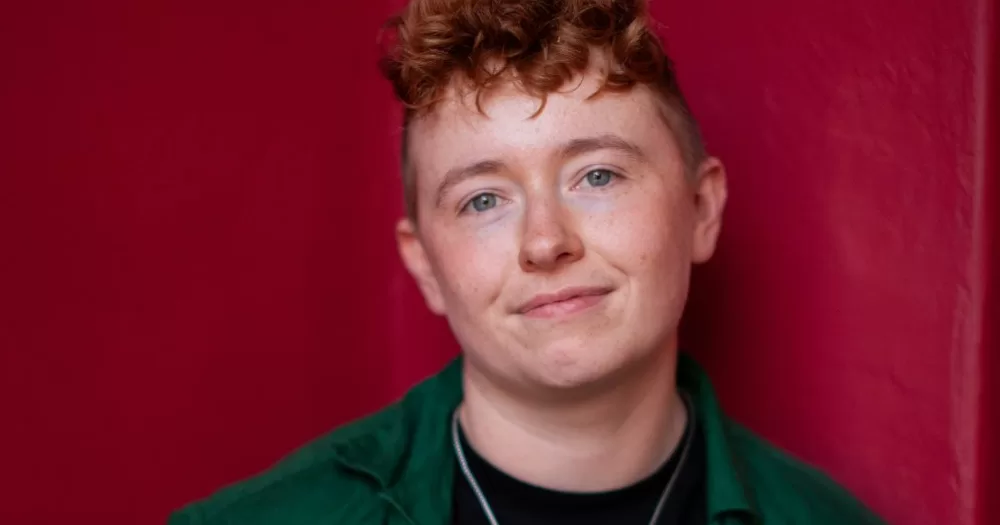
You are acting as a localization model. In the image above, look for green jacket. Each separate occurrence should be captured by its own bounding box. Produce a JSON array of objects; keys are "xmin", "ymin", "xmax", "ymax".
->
[{"xmin": 169, "ymin": 355, "xmax": 885, "ymax": 524}]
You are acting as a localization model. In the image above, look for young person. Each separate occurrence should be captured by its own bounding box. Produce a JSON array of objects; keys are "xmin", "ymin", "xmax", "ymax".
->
[{"xmin": 170, "ymin": 1, "xmax": 886, "ymax": 523}]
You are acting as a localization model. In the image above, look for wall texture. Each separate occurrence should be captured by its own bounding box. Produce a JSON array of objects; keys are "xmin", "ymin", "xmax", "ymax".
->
[
  {"xmin": 0, "ymin": 1, "xmax": 994, "ymax": 524},
  {"xmin": 0, "ymin": 1, "xmax": 403, "ymax": 521},
  {"xmin": 657, "ymin": 1, "xmax": 997, "ymax": 525}
]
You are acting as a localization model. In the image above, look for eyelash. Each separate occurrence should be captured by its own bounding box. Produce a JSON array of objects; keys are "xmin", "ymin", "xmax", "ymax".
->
[
  {"xmin": 457, "ymin": 167, "xmax": 625, "ymax": 215},
  {"xmin": 458, "ymin": 191, "xmax": 507, "ymax": 215},
  {"xmin": 573, "ymin": 167, "xmax": 624, "ymax": 190}
]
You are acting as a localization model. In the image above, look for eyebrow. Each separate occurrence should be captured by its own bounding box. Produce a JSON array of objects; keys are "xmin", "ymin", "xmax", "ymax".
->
[
  {"xmin": 558, "ymin": 133, "xmax": 648, "ymax": 163},
  {"xmin": 434, "ymin": 159, "xmax": 506, "ymax": 208},
  {"xmin": 433, "ymin": 133, "xmax": 647, "ymax": 208}
]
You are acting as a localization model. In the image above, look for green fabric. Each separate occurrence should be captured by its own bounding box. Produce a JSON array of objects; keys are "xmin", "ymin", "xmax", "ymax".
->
[{"xmin": 169, "ymin": 355, "xmax": 886, "ymax": 525}]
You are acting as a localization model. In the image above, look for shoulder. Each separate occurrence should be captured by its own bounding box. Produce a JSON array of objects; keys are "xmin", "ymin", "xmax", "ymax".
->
[
  {"xmin": 167, "ymin": 404, "xmax": 403, "ymax": 525},
  {"xmin": 723, "ymin": 420, "xmax": 886, "ymax": 525},
  {"xmin": 168, "ymin": 359, "xmax": 464, "ymax": 525}
]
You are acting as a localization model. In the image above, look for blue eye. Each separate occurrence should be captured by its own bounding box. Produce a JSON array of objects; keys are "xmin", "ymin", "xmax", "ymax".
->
[
  {"xmin": 466, "ymin": 193, "xmax": 498, "ymax": 213},
  {"xmin": 584, "ymin": 169, "xmax": 616, "ymax": 187}
]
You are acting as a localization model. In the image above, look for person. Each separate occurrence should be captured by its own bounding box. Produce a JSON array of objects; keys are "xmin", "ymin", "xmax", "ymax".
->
[{"xmin": 169, "ymin": 0, "xmax": 886, "ymax": 523}]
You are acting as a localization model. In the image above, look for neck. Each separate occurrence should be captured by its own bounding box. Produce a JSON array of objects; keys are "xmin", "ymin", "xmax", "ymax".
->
[{"xmin": 458, "ymin": 346, "xmax": 685, "ymax": 493}]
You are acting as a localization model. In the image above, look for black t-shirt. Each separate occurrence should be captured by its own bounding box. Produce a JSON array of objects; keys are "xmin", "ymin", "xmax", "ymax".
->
[{"xmin": 451, "ymin": 412, "xmax": 707, "ymax": 525}]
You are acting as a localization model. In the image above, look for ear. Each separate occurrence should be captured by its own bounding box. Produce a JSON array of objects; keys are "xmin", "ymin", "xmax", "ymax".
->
[
  {"xmin": 691, "ymin": 157, "xmax": 728, "ymax": 264},
  {"xmin": 396, "ymin": 218, "xmax": 447, "ymax": 315}
]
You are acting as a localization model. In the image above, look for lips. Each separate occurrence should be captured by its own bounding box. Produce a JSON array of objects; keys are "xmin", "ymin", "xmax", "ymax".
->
[{"xmin": 516, "ymin": 286, "xmax": 614, "ymax": 317}]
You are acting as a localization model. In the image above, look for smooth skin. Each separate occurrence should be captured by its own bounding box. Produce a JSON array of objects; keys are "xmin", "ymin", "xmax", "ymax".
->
[{"xmin": 397, "ymin": 55, "xmax": 728, "ymax": 494}]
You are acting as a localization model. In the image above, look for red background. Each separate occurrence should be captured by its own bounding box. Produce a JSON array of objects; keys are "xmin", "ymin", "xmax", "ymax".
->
[{"xmin": 0, "ymin": 1, "xmax": 995, "ymax": 524}]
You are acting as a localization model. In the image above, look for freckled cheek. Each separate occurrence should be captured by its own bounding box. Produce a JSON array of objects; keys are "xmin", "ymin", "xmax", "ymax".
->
[
  {"xmin": 577, "ymin": 202, "xmax": 678, "ymax": 272},
  {"xmin": 435, "ymin": 221, "xmax": 519, "ymax": 307}
]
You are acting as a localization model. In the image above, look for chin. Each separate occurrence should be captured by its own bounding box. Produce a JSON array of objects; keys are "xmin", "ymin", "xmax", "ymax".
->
[{"xmin": 524, "ymin": 341, "xmax": 640, "ymax": 391}]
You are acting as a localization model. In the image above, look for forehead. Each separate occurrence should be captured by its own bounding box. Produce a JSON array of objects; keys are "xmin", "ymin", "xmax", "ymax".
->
[{"xmin": 406, "ymin": 70, "xmax": 678, "ymax": 174}]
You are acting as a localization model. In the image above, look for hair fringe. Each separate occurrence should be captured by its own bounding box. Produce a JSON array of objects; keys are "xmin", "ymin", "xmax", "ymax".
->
[
  {"xmin": 378, "ymin": 0, "xmax": 672, "ymax": 116},
  {"xmin": 378, "ymin": 0, "xmax": 705, "ymax": 220}
]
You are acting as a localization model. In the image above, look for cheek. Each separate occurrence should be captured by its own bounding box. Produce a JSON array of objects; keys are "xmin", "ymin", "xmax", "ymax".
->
[
  {"xmin": 580, "ymin": 190, "xmax": 692, "ymax": 274},
  {"xmin": 429, "ymin": 219, "xmax": 518, "ymax": 308}
]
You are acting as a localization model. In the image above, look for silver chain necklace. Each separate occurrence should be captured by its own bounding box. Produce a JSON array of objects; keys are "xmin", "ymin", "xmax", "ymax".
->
[{"xmin": 451, "ymin": 393, "xmax": 695, "ymax": 525}]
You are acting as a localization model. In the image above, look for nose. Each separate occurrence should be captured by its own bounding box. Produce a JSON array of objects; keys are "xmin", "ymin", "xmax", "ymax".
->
[{"xmin": 518, "ymin": 197, "xmax": 584, "ymax": 273}]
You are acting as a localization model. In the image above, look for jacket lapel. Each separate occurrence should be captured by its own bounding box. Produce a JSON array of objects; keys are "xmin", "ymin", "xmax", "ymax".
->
[{"xmin": 334, "ymin": 360, "xmax": 463, "ymax": 525}]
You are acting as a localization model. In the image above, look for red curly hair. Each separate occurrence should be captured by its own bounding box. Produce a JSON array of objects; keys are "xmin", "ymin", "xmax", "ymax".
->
[{"xmin": 378, "ymin": 0, "xmax": 705, "ymax": 219}]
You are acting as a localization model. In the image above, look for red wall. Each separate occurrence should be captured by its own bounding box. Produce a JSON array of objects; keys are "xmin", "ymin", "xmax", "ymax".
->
[
  {"xmin": 0, "ymin": 1, "xmax": 409, "ymax": 521},
  {"xmin": 0, "ymin": 1, "xmax": 994, "ymax": 524},
  {"xmin": 660, "ymin": 1, "xmax": 998, "ymax": 524}
]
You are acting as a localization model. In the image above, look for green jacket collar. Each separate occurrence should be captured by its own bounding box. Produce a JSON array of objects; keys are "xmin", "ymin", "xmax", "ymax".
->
[
  {"xmin": 333, "ymin": 354, "xmax": 758, "ymax": 523},
  {"xmin": 676, "ymin": 354, "xmax": 759, "ymax": 520}
]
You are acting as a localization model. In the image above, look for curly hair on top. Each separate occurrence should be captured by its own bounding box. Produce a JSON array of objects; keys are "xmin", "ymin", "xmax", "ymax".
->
[{"xmin": 378, "ymin": 0, "xmax": 706, "ymax": 219}]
